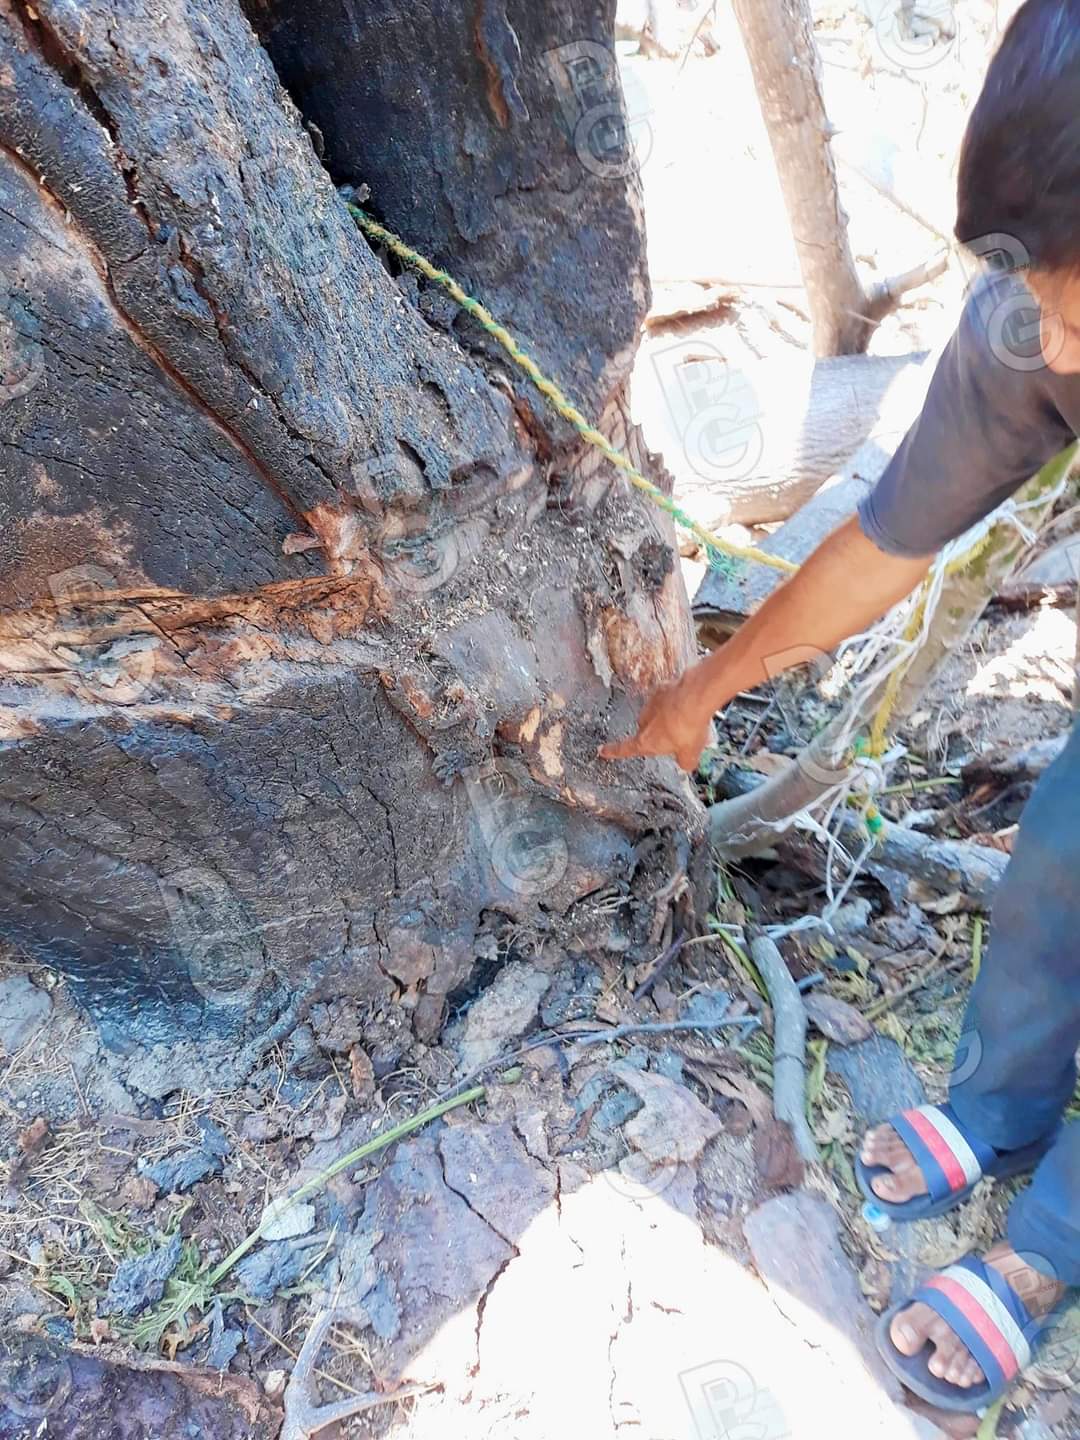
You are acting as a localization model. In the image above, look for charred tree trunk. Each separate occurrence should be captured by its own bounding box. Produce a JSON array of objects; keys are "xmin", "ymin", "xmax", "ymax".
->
[{"xmin": 0, "ymin": 0, "xmax": 701, "ymax": 1083}]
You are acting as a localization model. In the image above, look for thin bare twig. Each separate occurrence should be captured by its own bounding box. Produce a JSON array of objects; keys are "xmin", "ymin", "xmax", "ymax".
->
[{"xmin": 748, "ymin": 933, "xmax": 820, "ymax": 1163}]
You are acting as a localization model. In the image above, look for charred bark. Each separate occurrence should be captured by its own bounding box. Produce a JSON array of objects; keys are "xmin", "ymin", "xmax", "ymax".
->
[{"xmin": 0, "ymin": 0, "xmax": 700, "ymax": 1079}]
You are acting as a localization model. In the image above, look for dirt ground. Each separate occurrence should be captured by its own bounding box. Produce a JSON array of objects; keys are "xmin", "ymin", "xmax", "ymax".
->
[{"xmin": 1, "ymin": 6, "xmax": 1078, "ymax": 1440}]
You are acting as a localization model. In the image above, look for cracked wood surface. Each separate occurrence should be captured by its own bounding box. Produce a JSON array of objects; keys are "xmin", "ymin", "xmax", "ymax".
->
[{"xmin": 0, "ymin": 0, "xmax": 701, "ymax": 1070}]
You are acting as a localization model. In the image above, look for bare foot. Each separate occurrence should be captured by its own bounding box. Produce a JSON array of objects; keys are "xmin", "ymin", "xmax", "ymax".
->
[
  {"xmin": 860, "ymin": 1123, "xmax": 930, "ymax": 1204},
  {"xmin": 889, "ymin": 1243, "xmax": 1066, "ymax": 1389}
]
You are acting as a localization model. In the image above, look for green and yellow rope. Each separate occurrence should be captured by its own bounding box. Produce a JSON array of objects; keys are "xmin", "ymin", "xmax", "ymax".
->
[
  {"xmin": 347, "ymin": 204, "xmax": 1032, "ymax": 838},
  {"xmin": 347, "ymin": 206, "xmax": 797, "ymax": 579}
]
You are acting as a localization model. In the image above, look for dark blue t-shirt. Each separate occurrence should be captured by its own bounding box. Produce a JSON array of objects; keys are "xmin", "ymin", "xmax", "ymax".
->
[{"xmin": 858, "ymin": 275, "xmax": 1079, "ymax": 557}]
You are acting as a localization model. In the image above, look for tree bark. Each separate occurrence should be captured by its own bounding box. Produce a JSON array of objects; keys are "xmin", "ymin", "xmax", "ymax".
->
[
  {"xmin": 731, "ymin": 0, "xmax": 872, "ymax": 357},
  {"xmin": 0, "ymin": 0, "xmax": 701, "ymax": 1080},
  {"xmin": 729, "ymin": 0, "xmax": 942, "ymax": 359}
]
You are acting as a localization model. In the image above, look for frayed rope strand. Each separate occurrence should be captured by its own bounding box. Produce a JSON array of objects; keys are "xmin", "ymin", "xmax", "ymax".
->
[{"xmin": 348, "ymin": 206, "xmax": 797, "ymax": 580}]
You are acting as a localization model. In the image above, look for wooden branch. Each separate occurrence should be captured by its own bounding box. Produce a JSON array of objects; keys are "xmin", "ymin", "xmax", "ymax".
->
[
  {"xmin": 962, "ymin": 734, "xmax": 1069, "ymax": 788},
  {"xmin": 707, "ymin": 449, "xmax": 1077, "ymax": 859},
  {"xmin": 711, "ymin": 764, "xmax": 1008, "ymax": 906},
  {"xmin": 864, "ymin": 250, "xmax": 950, "ymax": 325},
  {"xmin": 837, "ymin": 156, "xmax": 952, "ymax": 246},
  {"xmin": 990, "ymin": 579, "xmax": 1078, "ymax": 612},
  {"xmin": 749, "ymin": 934, "xmax": 820, "ymax": 1163}
]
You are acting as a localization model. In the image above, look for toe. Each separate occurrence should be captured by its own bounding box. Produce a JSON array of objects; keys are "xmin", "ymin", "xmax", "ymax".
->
[
  {"xmin": 960, "ymin": 1357, "xmax": 985, "ymax": 1389},
  {"xmin": 890, "ymin": 1302, "xmax": 935, "ymax": 1357},
  {"xmin": 872, "ymin": 1171, "xmax": 906, "ymax": 1201},
  {"xmin": 870, "ymin": 1161, "xmax": 923, "ymax": 1203},
  {"xmin": 925, "ymin": 1315, "xmax": 967, "ymax": 1381},
  {"xmin": 861, "ymin": 1125, "xmax": 891, "ymax": 1162},
  {"xmin": 944, "ymin": 1351, "xmax": 973, "ymax": 1387},
  {"xmin": 862, "ymin": 1126, "xmax": 928, "ymax": 1203}
]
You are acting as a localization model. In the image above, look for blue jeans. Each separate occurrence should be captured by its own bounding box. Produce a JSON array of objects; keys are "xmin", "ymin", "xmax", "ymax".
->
[{"xmin": 951, "ymin": 718, "xmax": 1080, "ymax": 1284}]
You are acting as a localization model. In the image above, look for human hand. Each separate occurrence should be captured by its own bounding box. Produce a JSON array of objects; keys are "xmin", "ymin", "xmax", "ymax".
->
[{"xmin": 599, "ymin": 673, "xmax": 714, "ymax": 773}]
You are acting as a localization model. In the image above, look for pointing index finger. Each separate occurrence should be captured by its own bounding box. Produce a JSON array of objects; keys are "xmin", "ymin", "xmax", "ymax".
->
[{"xmin": 599, "ymin": 735, "xmax": 644, "ymax": 761}]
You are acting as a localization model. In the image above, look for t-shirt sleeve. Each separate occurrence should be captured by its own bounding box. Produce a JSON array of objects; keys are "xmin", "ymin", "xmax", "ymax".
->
[{"xmin": 857, "ymin": 276, "xmax": 1074, "ymax": 557}]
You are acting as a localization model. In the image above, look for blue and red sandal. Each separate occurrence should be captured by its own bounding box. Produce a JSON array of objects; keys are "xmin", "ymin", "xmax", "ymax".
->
[
  {"xmin": 877, "ymin": 1255, "xmax": 1064, "ymax": 1414},
  {"xmin": 856, "ymin": 1103, "xmax": 1054, "ymax": 1221}
]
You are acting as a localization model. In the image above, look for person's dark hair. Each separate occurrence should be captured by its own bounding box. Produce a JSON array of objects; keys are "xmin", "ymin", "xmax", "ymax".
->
[{"xmin": 956, "ymin": 0, "xmax": 1080, "ymax": 272}]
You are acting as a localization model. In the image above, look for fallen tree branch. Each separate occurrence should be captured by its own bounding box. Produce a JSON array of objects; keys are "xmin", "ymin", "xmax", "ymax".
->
[
  {"xmin": 447, "ymin": 1007, "xmax": 767, "ymax": 1098},
  {"xmin": 962, "ymin": 733, "xmax": 1069, "ymax": 787},
  {"xmin": 633, "ymin": 933, "xmax": 687, "ymax": 1001},
  {"xmin": 990, "ymin": 579, "xmax": 1078, "ymax": 612},
  {"xmin": 712, "ymin": 764, "xmax": 1008, "ymax": 907},
  {"xmin": 864, "ymin": 250, "xmax": 950, "ymax": 324},
  {"xmin": 749, "ymin": 933, "xmax": 820, "ymax": 1163}
]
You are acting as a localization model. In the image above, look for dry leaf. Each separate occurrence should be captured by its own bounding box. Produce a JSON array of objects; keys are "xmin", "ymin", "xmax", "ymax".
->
[
  {"xmin": 753, "ymin": 1117, "xmax": 804, "ymax": 1191},
  {"xmin": 803, "ymin": 993, "xmax": 873, "ymax": 1045},
  {"xmin": 17, "ymin": 1117, "xmax": 49, "ymax": 1155},
  {"xmin": 713, "ymin": 1072, "xmax": 773, "ymax": 1127},
  {"xmin": 349, "ymin": 1045, "xmax": 375, "ymax": 1103},
  {"xmin": 7, "ymin": 1117, "xmax": 50, "ymax": 1190}
]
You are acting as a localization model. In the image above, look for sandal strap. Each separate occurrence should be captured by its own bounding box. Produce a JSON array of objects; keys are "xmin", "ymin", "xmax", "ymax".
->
[
  {"xmin": 891, "ymin": 1104, "xmax": 995, "ymax": 1203},
  {"xmin": 915, "ymin": 1258, "xmax": 1034, "ymax": 1391}
]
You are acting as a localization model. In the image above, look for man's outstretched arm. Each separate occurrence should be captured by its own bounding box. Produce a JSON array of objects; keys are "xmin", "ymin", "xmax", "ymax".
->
[
  {"xmin": 602, "ymin": 271, "xmax": 1076, "ymax": 774},
  {"xmin": 599, "ymin": 516, "xmax": 933, "ymax": 771}
]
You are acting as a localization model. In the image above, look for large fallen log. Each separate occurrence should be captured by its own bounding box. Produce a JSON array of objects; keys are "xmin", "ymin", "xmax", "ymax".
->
[
  {"xmin": 693, "ymin": 348, "xmax": 935, "ymax": 640},
  {"xmin": 645, "ymin": 349, "xmax": 928, "ymax": 534}
]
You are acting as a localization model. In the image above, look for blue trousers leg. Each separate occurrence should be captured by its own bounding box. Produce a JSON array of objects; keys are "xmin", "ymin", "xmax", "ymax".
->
[{"xmin": 950, "ymin": 719, "xmax": 1080, "ymax": 1281}]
